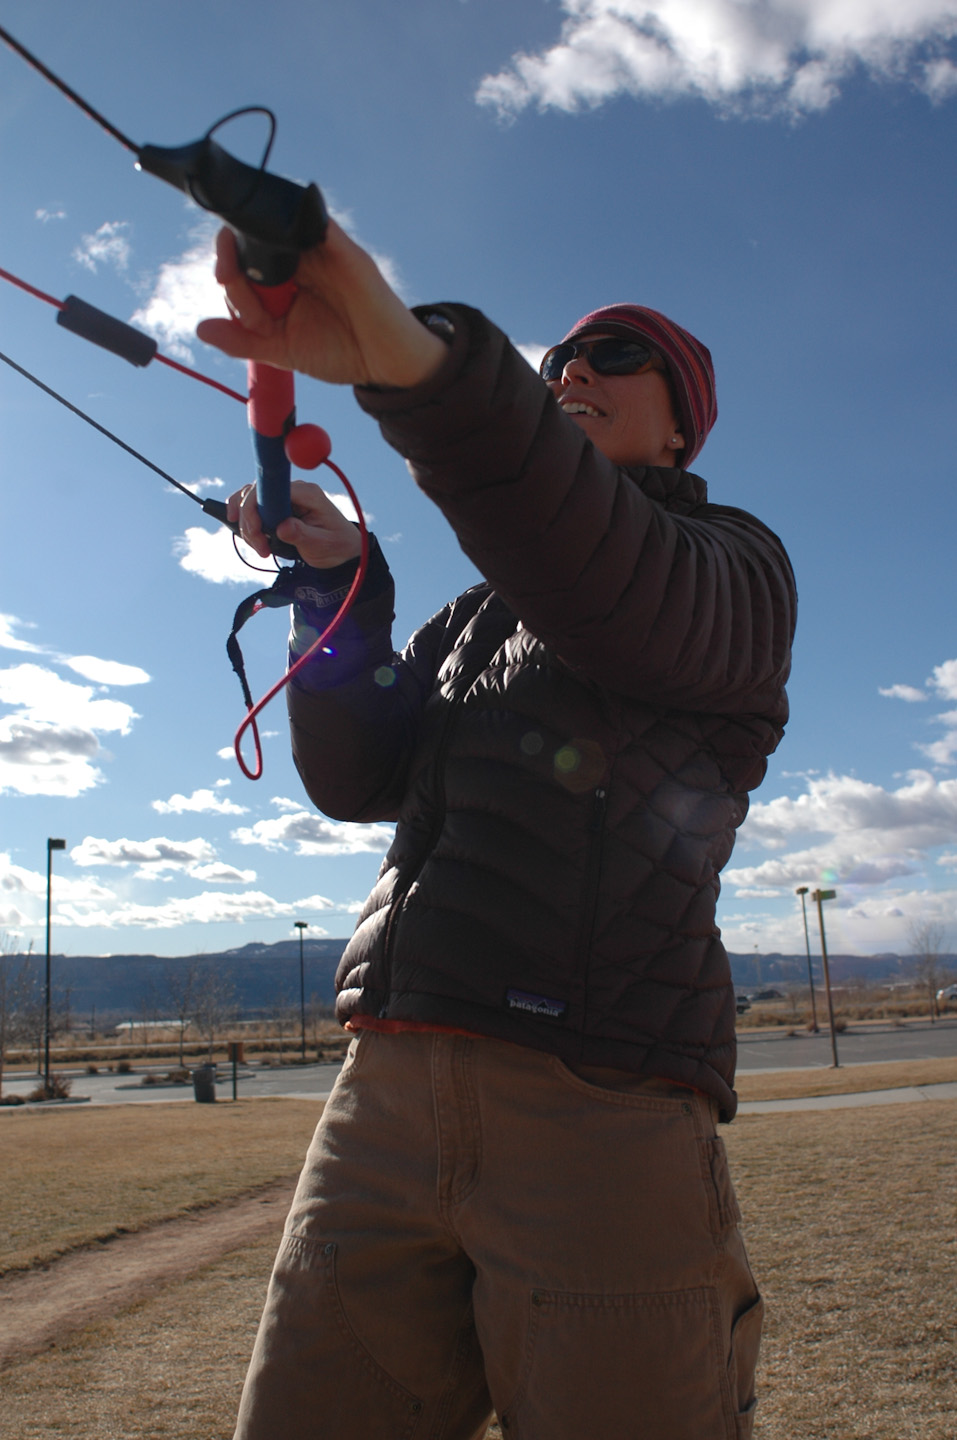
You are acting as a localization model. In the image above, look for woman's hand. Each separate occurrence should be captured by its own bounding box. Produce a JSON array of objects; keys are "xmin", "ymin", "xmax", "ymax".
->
[
  {"xmin": 227, "ymin": 479, "xmax": 362, "ymax": 569},
  {"xmin": 197, "ymin": 220, "xmax": 447, "ymax": 390}
]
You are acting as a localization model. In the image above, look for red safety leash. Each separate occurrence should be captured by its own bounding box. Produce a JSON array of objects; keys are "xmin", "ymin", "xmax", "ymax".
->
[
  {"xmin": 232, "ymin": 458, "xmax": 369, "ymax": 781},
  {"xmin": 0, "ymin": 261, "xmax": 370, "ymax": 780}
]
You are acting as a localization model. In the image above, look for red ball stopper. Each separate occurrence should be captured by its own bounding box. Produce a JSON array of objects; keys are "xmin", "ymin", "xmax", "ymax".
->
[{"xmin": 284, "ymin": 423, "xmax": 332, "ymax": 470}]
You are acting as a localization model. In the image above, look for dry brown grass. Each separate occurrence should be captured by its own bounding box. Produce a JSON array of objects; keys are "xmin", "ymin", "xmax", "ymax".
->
[
  {"xmin": 0, "ymin": 1099, "xmax": 321, "ymax": 1275},
  {"xmin": 0, "ymin": 1237, "xmax": 279, "ymax": 1439},
  {"xmin": 728, "ymin": 1102, "xmax": 957, "ymax": 1439},
  {"xmin": 2, "ymin": 1095, "xmax": 955, "ymax": 1439},
  {"xmin": 737, "ymin": 1054, "xmax": 957, "ymax": 1102}
]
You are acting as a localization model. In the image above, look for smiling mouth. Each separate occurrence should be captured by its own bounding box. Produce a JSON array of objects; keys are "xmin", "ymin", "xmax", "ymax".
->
[{"xmin": 561, "ymin": 401, "xmax": 604, "ymax": 418}]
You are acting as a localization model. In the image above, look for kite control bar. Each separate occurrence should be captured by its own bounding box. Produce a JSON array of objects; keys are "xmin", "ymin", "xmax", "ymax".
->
[
  {"xmin": 0, "ymin": 24, "xmax": 329, "ymax": 552},
  {"xmin": 0, "ymin": 24, "xmax": 367, "ymax": 781},
  {"xmin": 137, "ymin": 124, "xmax": 329, "ymax": 551}
]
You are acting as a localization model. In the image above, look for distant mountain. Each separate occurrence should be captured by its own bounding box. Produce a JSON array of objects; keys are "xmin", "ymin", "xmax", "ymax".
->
[
  {"xmin": 726, "ymin": 950, "xmax": 931, "ymax": 988},
  {"xmin": 8, "ymin": 938, "xmax": 350, "ymax": 1025},
  {"xmin": 7, "ymin": 942, "xmax": 942, "ymax": 1029}
]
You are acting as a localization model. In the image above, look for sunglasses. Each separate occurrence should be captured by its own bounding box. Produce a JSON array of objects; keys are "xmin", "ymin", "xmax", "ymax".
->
[{"xmin": 539, "ymin": 337, "xmax": 663, "ymax": 383}]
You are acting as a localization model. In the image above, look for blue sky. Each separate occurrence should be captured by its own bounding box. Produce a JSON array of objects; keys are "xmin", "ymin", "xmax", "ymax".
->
[{"xmin": 2, "ymin": 0, "xmax": 957, "ymax": 960}]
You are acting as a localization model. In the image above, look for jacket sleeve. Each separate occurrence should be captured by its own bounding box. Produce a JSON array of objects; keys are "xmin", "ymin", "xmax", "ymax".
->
[
  {"xmin": 286, "ymin": 539, "xmax": 483, "ymax": 821},
  {"xmin": 355, "ymin": 304, "xmax": 796, "ymax": 720}
]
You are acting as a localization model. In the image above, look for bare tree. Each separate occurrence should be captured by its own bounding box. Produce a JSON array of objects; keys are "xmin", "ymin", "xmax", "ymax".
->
[
  {"xmin": 270, "ymin": 979, "xmax": 294, "ymax": 1065},
  {"xmin": 137, "ymin": 973, "xmax": 163, "ymax": 1047},
  {"xmin": 191, "ymin": 964, "xmax": 237, "ymax": 1062},
  {"xmin": 165, "ymin": 958, "xmax": 200, "ymax": 1067},
  {"xmin": 0, "ymin": 944, "xmax": 35, "ymax": 1099},
  {"xmin": 908, "ymin": 919, "xmax": 946, "ymax": 1022}
]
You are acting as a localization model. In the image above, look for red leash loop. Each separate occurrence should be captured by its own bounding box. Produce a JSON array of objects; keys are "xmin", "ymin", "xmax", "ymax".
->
[{"xmin": 233, "ymin": 459, "xmax": 369, "ymax": 780}]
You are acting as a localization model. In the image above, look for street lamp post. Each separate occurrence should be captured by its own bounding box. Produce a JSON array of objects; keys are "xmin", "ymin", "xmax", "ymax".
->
[
  {"xmin": 795, "ymin": 886, "xmax": 820, "ymax": 1032},
  {"xmin": 812, "ymin": 888, "xmax": 840, "ymax": 1067},
  {"xmin": 294, "ymin": 921, "xmax": 308, "ymax": 1064},
  {"xmin": 44, "ymin": 838, "xmax": 66, "ymax": 1089}
]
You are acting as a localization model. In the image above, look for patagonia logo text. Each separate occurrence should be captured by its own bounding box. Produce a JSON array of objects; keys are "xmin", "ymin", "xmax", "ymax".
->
[{"xmin": 506, "ymin": 989, "xmax": 567, "ymax": 1020}]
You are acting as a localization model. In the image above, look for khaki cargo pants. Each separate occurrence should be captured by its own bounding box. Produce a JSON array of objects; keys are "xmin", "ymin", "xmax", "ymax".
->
[{"xmin": 234, "ymin": 1030, "xmax": 762, "ymax": 1440}]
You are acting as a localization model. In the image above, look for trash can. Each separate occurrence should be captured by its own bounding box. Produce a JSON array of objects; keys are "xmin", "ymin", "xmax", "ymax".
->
[{"xmin": 191, "ymin": 1064, "xmax": 217, "ymax": 1103}]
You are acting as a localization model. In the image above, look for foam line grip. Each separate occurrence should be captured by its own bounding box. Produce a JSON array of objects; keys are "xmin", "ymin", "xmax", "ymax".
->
[
  {"xmin": 56, "ymin": 295, "xmax": 158, "ymax": 367},
  {"xmin": 246, "ymin": 277, "xmax": 297, "ymax": 535}
]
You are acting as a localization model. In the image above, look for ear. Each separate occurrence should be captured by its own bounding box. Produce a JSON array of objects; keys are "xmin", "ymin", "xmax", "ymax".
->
[{"xmin": 669, "ymin": 432, "xmax": 685, "ymax": 452}]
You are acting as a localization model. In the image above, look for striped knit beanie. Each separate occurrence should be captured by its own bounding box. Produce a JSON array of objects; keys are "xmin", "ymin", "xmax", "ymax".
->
[{"xmin": 563, "ymin": 304, "xmax": 717, "ymax": 465}]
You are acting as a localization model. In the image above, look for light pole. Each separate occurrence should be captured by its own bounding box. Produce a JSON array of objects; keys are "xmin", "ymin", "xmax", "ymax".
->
[
  {"xmin": 294, "ymin": 921, "xmax": 308, "ymax": 1064},
  {"xmin": 795, "ymin": 886, "xmax": 820, "ymax": 1032},
  {"xmin": 44, "ymin": 838, "xmax": 66, "ymax": 1089},
  {"xmin": 812, "ymin": 888, "xmax": 840, "ymax": 1067}
]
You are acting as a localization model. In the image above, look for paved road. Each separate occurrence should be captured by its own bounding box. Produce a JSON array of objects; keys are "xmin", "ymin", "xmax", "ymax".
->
[
  {"xmin": 4, "ymin": 1017, "xmax": 956, "ymax": 1109},
  {"xmin": 735, "ymin": 1015, "xmax": 957, "ymax": 1071},
  {"xmin": 1, "ymin": 1062, "xmax": 343, "ymax": 1107}
]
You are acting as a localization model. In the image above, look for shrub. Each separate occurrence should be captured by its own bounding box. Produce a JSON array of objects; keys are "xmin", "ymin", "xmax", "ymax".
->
[
  {"xmin": 86, "ymin": 1063, "xmax": 99, "ymax": 1074},
  {"xmin": 26, "ymin": 1074, "xmax": 73, "ymax": 1102},
  {"xmin": 117, "ymin": 1059, "xmax": 132, "ymax": 1074}
]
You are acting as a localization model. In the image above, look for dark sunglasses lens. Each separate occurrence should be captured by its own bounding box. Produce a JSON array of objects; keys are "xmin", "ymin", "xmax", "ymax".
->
[
  {"xmin": 540, "ymin": 344, "xmax": 575, "ymax": 381},
  {"xmin": 540, "ymin": 339, "xmax": 655, "ymax": 381},
  {"xmin": 589, "ymin": 340, "xmax": 654, "ymax": 374}
]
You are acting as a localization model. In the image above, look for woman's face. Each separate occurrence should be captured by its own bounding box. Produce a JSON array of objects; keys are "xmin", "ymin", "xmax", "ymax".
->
[{"xmin": 544, "ymin": 335, "xmax": 685, "ymax": 468}]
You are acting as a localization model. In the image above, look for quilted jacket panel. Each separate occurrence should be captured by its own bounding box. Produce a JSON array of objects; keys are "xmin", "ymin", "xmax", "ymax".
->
[{"xmin": 287, "ymin": 306, "xmax": 796, "ymax": 1119}]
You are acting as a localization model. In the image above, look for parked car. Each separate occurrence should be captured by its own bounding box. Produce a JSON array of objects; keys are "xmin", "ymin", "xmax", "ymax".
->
[
  {"xmin": 735, "ymin": 995, "xmax": 752, "ymax": 1015},
  {"xmin": 748, "ymin": 988, "xmax": 785, "ymax": 1002},
  {"xmin": 936, "ymin": 984, "xmax": 957, "ymax": 1004}
]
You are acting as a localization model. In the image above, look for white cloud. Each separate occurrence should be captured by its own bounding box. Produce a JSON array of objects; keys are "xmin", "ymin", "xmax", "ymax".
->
[
  {"xmin": 719, "ymin": 885, "xmax": 957, "ymax": 956},
  {"xmin": 742, "ymin": 769, "xmax": 957, "ymax": 844},
  {"xmin": 233, "ymin": 809, "xmax": 394, "ymax": 856},
  {"xmin": 36, "ymin": 207, "xmax": 66, "ymax": 223},
  {"xmin": 63, "ymin": 656, "xmax": 151, "ymax": 686},
  {"xmin": 152, "ymin": 788, "xmax": 249, "ymax": 816},
  {"xmin": 879, "ymin": 683, "xmax": 927, "ymax": 702},
  {"xmin": 924, "ymin": 55, "xmax": 957, "ymax": 95},
  {"xmin": 129, "ymin": 222, "xmax": 228, "ymax": 363},
  {"xmin": 174, "ymin": 524, "xmax": 273, "ymax": 584},
  {"xmin": 74, "ymin": 220, "xmax": 132, "ymax": 274},
  {"xmin": 0, "ymin": 661, "xmax": 142, "ymax": 797},
  {"xmin": 54, "ymin": 888, "xmax": 335, "ymax": 931},
  {"xmin": 70, "ymin": 836, "xmax": 219, "ymax": 872},
  {"xmin": 0, "ymin": 615, "xmax": 43, "ymax": 654},
  {"xmin": 0, "ymin": 852, "xmax": 115, "ymax": 925},
  {"xmin": 187, "ymin": 862, "xmax": 258, "ymax": 884},
  {"xmin": 929, "ymin": 658, "xmax": 957, "ymax": 700},
  {"xmin": 477, "ymin": 1, "xmax": 957, "ymax": 119},
  {"xmin": 2, "ymin": 849, "xmax": 345, "ymax": 935},
  {"xmin": 0, "ymin": 664, "xmax": 138, "ymax": 735},
  {"xmin": 0, "ymin": 718, "xmax": 102, "ymax": 798},
  {"xmin": 174, "ymin": 476, "xmax": 226, "ymax": 498},
  {"xmin": 725, "ymin": 768, "xmax": 957, "ymax": 897},
  {"xmin": 514, "ymin": 341, "xmax": 549, "ymax": 372}
]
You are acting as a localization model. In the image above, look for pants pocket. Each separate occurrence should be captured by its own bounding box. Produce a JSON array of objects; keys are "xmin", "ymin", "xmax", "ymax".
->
[
  {"xmin": 707, "ymin": 1135, "xmax": 743, "ymax": 1231},
  {"xmin": 235, "ymin": 1235, "xmax": 425, "ymax": 1440},
  {"xmin": 728, "ymin": 1292, "xmax": 763, "ymax": 1439},
  {"xmin": 499, "ymin": 1286, "xmax": 736, "ymax": 1440}
]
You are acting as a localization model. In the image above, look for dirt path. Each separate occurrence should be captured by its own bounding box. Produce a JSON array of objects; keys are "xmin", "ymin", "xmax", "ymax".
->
[{"xmin": 0, "ymin": 1177, "xmax": 296, "ymax": 1367}]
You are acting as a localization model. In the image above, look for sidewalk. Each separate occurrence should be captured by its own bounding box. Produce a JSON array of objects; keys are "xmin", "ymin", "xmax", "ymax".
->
[{"xmin": 737, "ymin": 1080, "xmax": 957, "ymax": 1114}]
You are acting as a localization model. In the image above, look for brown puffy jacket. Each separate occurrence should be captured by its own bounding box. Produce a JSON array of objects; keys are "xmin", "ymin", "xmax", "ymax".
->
[{"xmin": 288, "ymin": 305, "xmax": 796, "ymax": 1119}]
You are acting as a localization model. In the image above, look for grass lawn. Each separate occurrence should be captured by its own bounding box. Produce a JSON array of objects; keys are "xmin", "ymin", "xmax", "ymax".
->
[
  {"xmin": 2, "ymin": 1082, "xmax": 955, "ymax": 1438},
  {"xmin": 0, "ymin": 1099, "xmax": 321, "ymax": 1275},
  {"xmin": 735, "ymin": 1053, "xmax": 957, "ymax": 1102}
]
